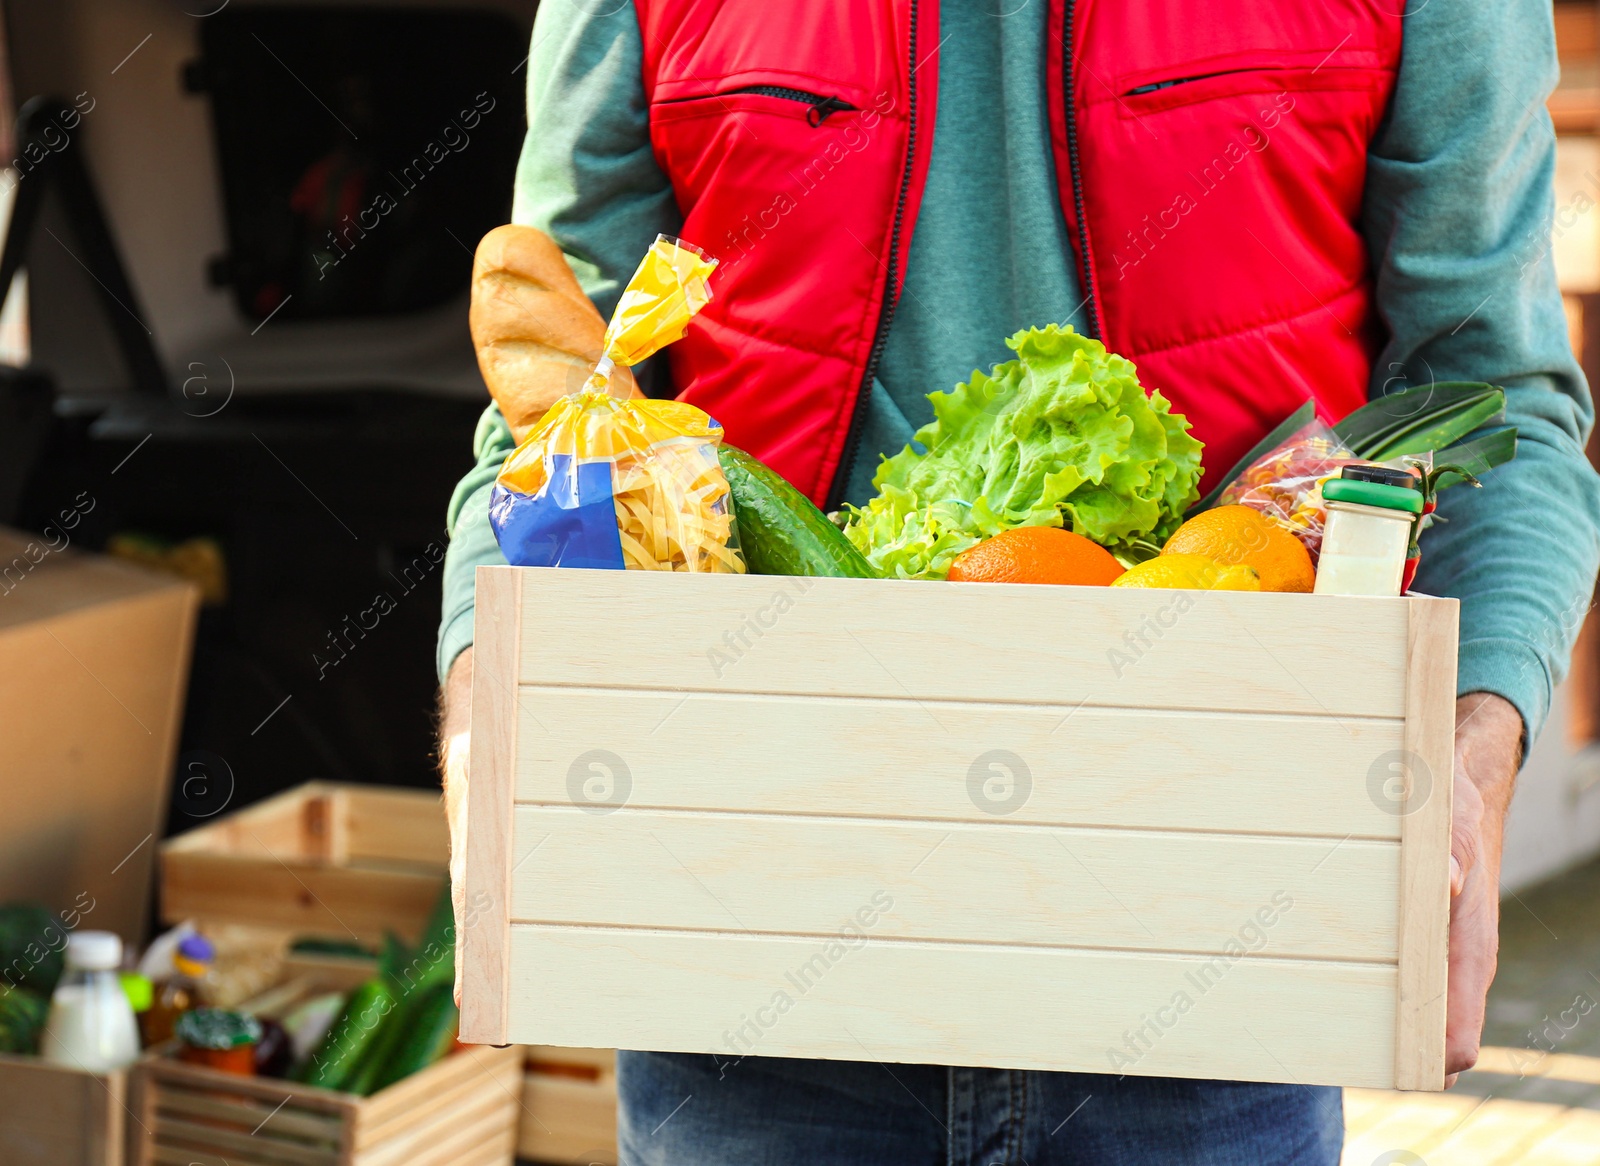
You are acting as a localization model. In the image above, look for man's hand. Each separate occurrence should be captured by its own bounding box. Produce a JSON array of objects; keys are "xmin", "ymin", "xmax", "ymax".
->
[
  {"xmin": 1444, "ymin": 690, "xmax": 1523, "ymax": 1085},
  {"xmin": 439, "ymin": 647, "xmax": 474, "ymax": 1006}
]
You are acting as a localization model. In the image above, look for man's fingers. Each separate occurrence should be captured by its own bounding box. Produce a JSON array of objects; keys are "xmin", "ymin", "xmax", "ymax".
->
[
  {"xmin": 1444, "ymin": 856, "xmax": 1496, "ymax": 1079},
  {"xmin": 1448, "ymin": 770, "xmax": 1484, "ymax": 896}
]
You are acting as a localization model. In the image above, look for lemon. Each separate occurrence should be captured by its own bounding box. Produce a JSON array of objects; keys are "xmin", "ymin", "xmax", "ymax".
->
[{"xmin": 1110, "ymin": 553, "xmax": 1261, "ymax": 591}]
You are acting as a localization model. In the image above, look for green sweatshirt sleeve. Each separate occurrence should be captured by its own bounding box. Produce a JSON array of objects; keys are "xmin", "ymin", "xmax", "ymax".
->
[
  {"xmin": 436, "ymin": 0, "xmax": 673, "ymax": 682},
  {"xmin": 1362, "ymin": 0, "xmax": 1600, "ymax": 744}
]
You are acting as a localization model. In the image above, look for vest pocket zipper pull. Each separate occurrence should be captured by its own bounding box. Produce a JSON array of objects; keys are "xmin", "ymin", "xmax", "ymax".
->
[{"xmin": 806, "ymin": 96, "xmax": 853, "ymax": 126}]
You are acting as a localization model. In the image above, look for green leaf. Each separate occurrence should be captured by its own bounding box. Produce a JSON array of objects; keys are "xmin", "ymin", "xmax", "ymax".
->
[
  {"xmin": 1333, "ymin": 383, "xmax": 1502, "ymax": 458},
  {"xmin": 1366, "ymin": 391, "xmax": 1505, "ymax": 459},
  {"xmin": 1190, "ymin": 399, "xmax": 1316, "ymax": 514},
  {"xmin": 842, "ymin": 325, "xmax": 1204, "ymax": 576},
  {"xmin": 1430, "ymin": 426, "xmax": 1518, "ymax": 483}
]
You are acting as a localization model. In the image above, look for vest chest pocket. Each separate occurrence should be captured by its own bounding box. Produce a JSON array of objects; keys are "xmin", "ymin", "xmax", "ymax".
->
[{"xmin": 1112, "ymin": 59, "xmax": 1395, "ymax": 120}]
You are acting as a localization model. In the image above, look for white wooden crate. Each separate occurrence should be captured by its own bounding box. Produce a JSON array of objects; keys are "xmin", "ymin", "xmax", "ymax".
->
[{"xmin": 461, "ymin": 566, "xmax": 1456, "ymax": 1091}]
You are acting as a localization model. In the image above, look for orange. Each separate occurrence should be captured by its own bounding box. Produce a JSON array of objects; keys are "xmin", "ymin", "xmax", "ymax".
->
[
  {"xmin": 1161, "ymin": 505, "xmax": 1314, "ymax": 593},
  {"xmin": 947, "ymin": 526, "xmax": 1125, "ymax": 586}
]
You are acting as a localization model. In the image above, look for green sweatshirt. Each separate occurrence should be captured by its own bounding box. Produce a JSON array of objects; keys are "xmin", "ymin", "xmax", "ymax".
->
[{"xmin": 439, "ymin": 0, "xmax": 1600, "ymax": 745}]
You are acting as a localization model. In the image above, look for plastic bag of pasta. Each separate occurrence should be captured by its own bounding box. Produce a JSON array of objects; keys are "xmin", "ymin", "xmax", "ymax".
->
[{"xmin": 488, "ymin": 236, "xmax": 744, "ymax": 573}]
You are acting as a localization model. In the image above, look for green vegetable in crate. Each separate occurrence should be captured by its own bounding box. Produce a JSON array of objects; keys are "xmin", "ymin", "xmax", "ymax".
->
[
  {"xmin": 0, "ymin": 902, "xmax": 68, "ymax": 998},
  {"xmin": 718, "ymin": 445, "xmax": 876, "ymax": 578},
  {"xmin": 842, "ymin": 325, "xmax": 1204, "ymax": 578},
  {"xmin": 293, "ymin": 977, "xmax": 397, "ymax": 1090},
  {"xmin": 362, "ymin": 982, "xmax": 459, "ymax": 1095},
  {"xmin": 0, "ymin": 984, "xmax": 48, "ymax": 1054}
]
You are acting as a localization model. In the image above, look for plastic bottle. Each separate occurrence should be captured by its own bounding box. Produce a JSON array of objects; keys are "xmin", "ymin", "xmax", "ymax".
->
[
  {"xmin": 141, "ymin": 933, "xmax": 215, "ymax": 1046},
  {"xmin": 1313, "ymin": 467, "xmax": 1422, "ymax": 598},
  {"xmin": 39, "ymin": 931, "xmax": 141, "ymax": 1071}
]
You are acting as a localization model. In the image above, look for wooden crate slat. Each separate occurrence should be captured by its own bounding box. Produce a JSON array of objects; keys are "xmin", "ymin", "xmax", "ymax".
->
[
  {"xmin": 510, "ymin": 806, "xmax": 1399, "ymax": 961},
  {"xmin": 353, "ymin": 1086, "xmax": 516, "ymax": 1166},
  {"xmin": 149, "ymin": 1148, "xmax": 269, "ymax": 1166},
  {"xmin": 354, "ymin": 1046, "xmax": 520, "ymax": 1150},
  {"xmin": 161, "ymin": 855, "xmax": 442, "ymax": 945},
  {"xmin": 510, "ymin": 568, "xmax": 1409, "ymax": 717},
  {"xmin": 525, "ymin": 1046, "xmax": 616, "ymax": 1075},
  {"xmin": 517, "ymin": 1072, "xmax": 618, "ymax": 1164},
  {"xmin": 342, "ymin": 787, "xmax": 450, "ymax": 866},
  {"xmin": 1394, "ymin": 596, "xmax": 1457, "ymax": 1091},
  {"xmin": 505, "ymin": 924, "xmax": 1397, "ymax": 1087},
  {"xmin": 142, "ymin": 1058, "xmax": 354, "ymax": 1114},
  {"xmin": 151, "ymin": 1114, "xmax": 340, "ymax": 1166},
  {"xmin": 153, "ymin": 1088, "xmax": 343, "ymax": 1143},
  {"xmin": 515, "ymin": 690, "xmax": 1404, "ymax": 839},
  {"xmin": 462, "ymin": 567, "xmax": 520, "ymax": 1044}
]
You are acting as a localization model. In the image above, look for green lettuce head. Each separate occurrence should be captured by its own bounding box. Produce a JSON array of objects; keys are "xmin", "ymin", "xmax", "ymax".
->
[{"xmin": 842, "ymin": 325, "xmax": 1203, "ymax": 578}]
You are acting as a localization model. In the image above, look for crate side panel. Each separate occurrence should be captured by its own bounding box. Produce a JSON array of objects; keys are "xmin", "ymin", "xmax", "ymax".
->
[
  {"xmin": 517, "ymin": 1073, "xmax": 618, "ymax": 1164},
  {"xmin": 159, "ymin": 855, "xmax": 441, "ymax": 945},
  {"xmin": 511, "ymin": 569, "xmax": 1408, "ymax": 718},
  {"xmin": 505, "ymin": 925, "xmax": 1398, "ymax": 1088},
  {"xmin": 510, "ymin": 806, "xmax": 1398, "ymax": 961},
  {"xmin": 342, "ymin": 787, "xmax": 450, "ymax": 865},
  {"xmin": 515, "ymin": 689, "xmax": 1404, "ymax": 839},
  {"xmin": 1395, "ymin": 595, "xmax": 1458, "ymax": 1091},
  {"xmin": 0, "ymin": 1055, "xmax": 123, "ymax": 1166},
  {"xmin": 462, "ymin": 567, "xmax": 521, "ymax": 1044}
]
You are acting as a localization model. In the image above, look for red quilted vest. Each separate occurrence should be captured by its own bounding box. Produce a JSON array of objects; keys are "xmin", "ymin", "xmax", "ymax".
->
[{"xmin": 636, "ymin": 0, "xmax": 1402, "ymax": 506}]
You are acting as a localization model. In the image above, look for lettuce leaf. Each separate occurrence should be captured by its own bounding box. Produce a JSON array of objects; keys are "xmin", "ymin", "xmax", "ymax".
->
[{"xmin": 842, "ymin": 325, "xmax": 1203, "ymax": 578}]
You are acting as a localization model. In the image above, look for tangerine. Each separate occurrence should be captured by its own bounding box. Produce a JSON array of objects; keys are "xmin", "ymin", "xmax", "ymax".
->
[
  {"xmin": 947, "ymin": 527, "xmax": 1125, "ymax": 586},
  {"xmin": 1161, "ymin": 505, "xmax": 1314, "ymax": 593}
]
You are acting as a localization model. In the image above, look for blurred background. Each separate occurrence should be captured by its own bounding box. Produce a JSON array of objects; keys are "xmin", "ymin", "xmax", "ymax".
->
[{"xmin": 5, "ymin": 1, "xmax": 1600, "ymax": 1164}]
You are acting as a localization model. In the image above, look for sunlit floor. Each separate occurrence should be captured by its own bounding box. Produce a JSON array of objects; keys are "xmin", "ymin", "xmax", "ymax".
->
[
  {"xmin": 1344, "ymin": 1049, "xmax": 1600, "ymax": 1164},
  {"xmin": 1342, "ymin": 854, "xmax": 1600, "ymax": 1164}
]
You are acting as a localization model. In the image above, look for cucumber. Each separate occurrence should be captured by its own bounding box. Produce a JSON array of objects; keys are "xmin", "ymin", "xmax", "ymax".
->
[
  {"xmin": 362, "ymin": 983, "xmax": 459, "ymax": 1094},
  {"xmin": 719, "ymin": 445, "xmax": 876, "ymax": 578},
  {"xmin": 293, "ymin": 978, "xmax": 396, "ymax": 1090}
]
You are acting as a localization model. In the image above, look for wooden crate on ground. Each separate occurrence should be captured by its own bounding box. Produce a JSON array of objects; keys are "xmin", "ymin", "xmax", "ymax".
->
[
  {"xmin": 517, "ymin": 1047, "xmax": 618, "ymax": 1165},
  {"xmin": 462, "ymin": 567, "xmax": 1458, "ymax": 1092},
  {"xmin": 130, "ymin": 966, "xmax": 522, "ymax": 1166},
  {"xmin": 160, "ymin": 782, "xmax": 447, "ymax": 946},
  {"xmin": 0, "ymin": 1053, "xmax": 129, "ymax": 1166}
]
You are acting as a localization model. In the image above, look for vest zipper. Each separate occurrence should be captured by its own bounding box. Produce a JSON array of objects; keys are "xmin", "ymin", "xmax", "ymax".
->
[
  {"xmin": 1125, "ymin": 68, "xmax": 1262, "ymax": 96},
  {"xmin": 1062, "ymin": 0, "xmax": 1102, "ymax": 339},
  {"xmin": 694, "ymin": 86, "xmax": 856, "ymax": 125},
  {"xmin": 826, "ymin": 0, "xmax": 919, "ymax": 511}
]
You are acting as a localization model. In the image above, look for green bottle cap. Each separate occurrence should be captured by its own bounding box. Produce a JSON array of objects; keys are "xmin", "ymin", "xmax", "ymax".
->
[
  {"xmin": 175, "ymin": 1008, "xmax": 262, "ymax": 1050},
  {"xmin": 119, "ymin": 972, "xmax": 153, "ymax": 1013},
  {"xmin": 1322, "ymin": 477, "xmax": 1423, "ymax": 514}
]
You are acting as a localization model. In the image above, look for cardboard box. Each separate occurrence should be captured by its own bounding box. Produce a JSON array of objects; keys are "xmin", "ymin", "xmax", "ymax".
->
[
  {"xmin": 0, "ymin": 526, "xmax": 199, "ymax": 947},
  {"xmin": 461, "ymin": 567, "xmax": 1457, "ymax": 1091}
]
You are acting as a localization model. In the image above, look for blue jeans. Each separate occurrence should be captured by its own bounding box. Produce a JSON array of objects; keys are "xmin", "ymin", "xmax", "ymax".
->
[{"xmin": 616, "ymin": 1052, "xmax": 1343, "ymax": 1165}]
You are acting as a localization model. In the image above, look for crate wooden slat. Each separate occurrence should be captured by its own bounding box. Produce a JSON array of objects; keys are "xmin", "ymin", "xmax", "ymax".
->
[
  {"xmin": 160, "ymin": 782, "xmax": 447, "ymax": 945},
  {"xmin": 0, "ymin": 1053, "xmax": 129, "ymax": 1166},
  {"xmin": 463, "ymin": 567, "xmax": 1457, "ymax": 1091}
]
